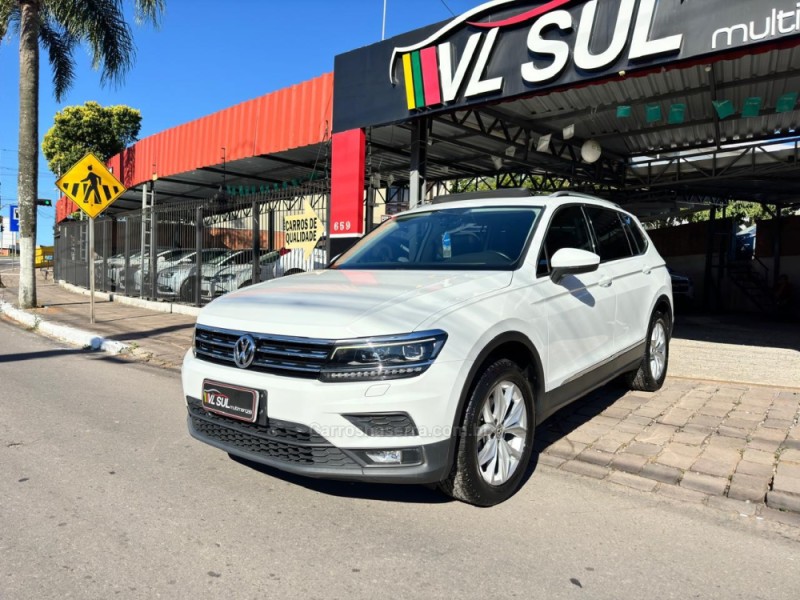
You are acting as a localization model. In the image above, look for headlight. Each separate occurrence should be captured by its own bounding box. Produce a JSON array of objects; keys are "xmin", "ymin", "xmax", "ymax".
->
[
  {"xmin": 216, "ymin": 273, "xmax": 236, "ymax": 282},
  {"xmin": 320, "ymin": 330, "xmax": 447, "ymax": 382}
]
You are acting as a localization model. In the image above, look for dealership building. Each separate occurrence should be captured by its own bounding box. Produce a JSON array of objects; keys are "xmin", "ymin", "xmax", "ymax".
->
[{"xmin": 56, "ymin": 0, "xmax": 800, "ymax": 312}]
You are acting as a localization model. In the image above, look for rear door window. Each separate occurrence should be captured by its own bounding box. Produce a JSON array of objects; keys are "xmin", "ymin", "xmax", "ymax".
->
[{"xmin": 584, "ymin": 207, "xmax": 633, "ymax": 263}]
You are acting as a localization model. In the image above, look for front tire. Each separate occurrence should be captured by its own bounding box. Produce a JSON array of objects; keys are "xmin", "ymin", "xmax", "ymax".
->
[
  {"xmin": 626, "ymin": 310, "xmax": 670, "ymax": 392},
  {"xmin": 439, "ymin": 358, "xmax": 535, "ymax": 507}
]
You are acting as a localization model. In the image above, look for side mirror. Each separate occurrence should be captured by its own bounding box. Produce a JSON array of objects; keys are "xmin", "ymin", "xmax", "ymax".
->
[{"xmin": 550, "ymin": 248, "xmax": 600, "ymax": 283}]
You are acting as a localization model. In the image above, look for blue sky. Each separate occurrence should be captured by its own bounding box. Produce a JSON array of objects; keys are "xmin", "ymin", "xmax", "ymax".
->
[{"xmin": 0, "ymin": 0, "xmax": 479, "ymax": 244}]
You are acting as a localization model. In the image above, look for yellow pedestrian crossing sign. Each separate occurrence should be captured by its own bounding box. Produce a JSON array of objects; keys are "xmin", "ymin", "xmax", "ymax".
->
[{"xmin": 56, "ymin": 152, "xmax": 126, "ymax": 218}]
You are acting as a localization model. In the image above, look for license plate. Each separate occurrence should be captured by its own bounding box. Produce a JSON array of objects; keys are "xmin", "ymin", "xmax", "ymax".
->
[{"xmin": 202, "ymin": 380, "xmax": 259, "ymax": 423}]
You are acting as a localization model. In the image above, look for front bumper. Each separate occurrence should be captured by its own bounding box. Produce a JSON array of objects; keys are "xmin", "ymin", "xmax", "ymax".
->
[
  {"xmin": 187, "ymin": 397, "xmax": 451, "ymax": 483},
  {"xmin": 182, "ymin": 350, "xmax": 469, "ymax": 484}
]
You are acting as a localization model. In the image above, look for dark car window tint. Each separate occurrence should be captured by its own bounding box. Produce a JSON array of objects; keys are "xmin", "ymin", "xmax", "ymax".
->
[
  {"xmin": 620, "ymin": 214, "xmax": 647, "ymax": 255},
  {"xmin": 585, "ymin": 207, "xmax": 633, "ymax": 262},
  {"xmin": 537, "ymin": 205, "xmax": 594, "ymax": 277}
]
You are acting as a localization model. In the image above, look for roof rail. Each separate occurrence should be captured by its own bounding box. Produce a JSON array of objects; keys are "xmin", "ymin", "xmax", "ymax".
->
[
  {"xmin": 548, "ymin": 191, "xmax": 604, "ymax": 200},
  {"xmin": 432, "ymin": 188, "xmax": 533, "ymax": 204}
]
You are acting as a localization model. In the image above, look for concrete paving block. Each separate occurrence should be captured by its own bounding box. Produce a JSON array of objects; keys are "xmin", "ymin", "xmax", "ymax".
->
[
  {"xmin": 657, "ymin": 482, "xmax": 709, "ymax": 504},
  {"xmin": 727, "ymin": 411, "xmax": 765, "ymax": 423},
  {"xmin": 602, "ymin": 429, "xmax": 639, "ymax": 445},
  {"xmin": 671, "ymin": 430, "xmax": 709, "ymax": 446},
  {"xmin": 688, "ymin": 414, "xmax": 724, "ymax": 428},
  {"xmin": 602, "ymin": 407, "xmax": 632, "ymax": 419},
  {"xmin": 763, "ymin": 419, "xmax": 795, "ymax": 431},
  {"xmin": 633, "ymin": 405, "xmax": 666, "ymax": 419},
  {"xmin": 659, "ymin": 408, "xmax": 694, "ymax": 427},
  {"xmin": 608, "ymin": 471, "xmax": 658, "ymax": 492},
  {"xmin": 735, "ymin": 461, "xmax": 775, "ymax": 479},
  {"xmin": 707, "ymin": 495, "xmax": 757, "ymax": 517},
  {"xmin": 741, "ymin": 449, "xmax": 777, "ymax": 466},
  {"xmin": 536, "ymin": 453, "xmax": 566, "ymax": 469},
  {"xmin": 635, "ymin": 424, "xmax": 677, "ymax": 445},
  {"xmin": 590, "ymin": 437, "xmax": 624, "ymax": 455},
  {"xmin": 698, "ymin": 405, "xmax": 733, "ymax": 418},
  {"xmin": 773, "ymin": 463, "xmax": 800, "ymax": 495},
  {"xmin": 624, "ymin": 442, "xmax": 662, "ymax": 457},
  {"xmin": 680, "ymin": 471, "xmax": 728, "ymax": 496},
  {"xmin": 715, "ymin": 425, "xmax": 749, "ymax": 440},
  {"xmin": 706, "ymin": 435, "xmax": 746, "ymax": 451},
  {"xmin": 691, "ymin": 457, "xmax": 738, "ymax": 479},
  {"xmin": 576, "ymin": 449, "xmax": 615, "ymax": 467},
  {"xmin": 610, "ymin": 453, "xmax": 648, "ymax": 475},
  {"xmin": 675, "ymin": 396, "xmax": 707, "ymax": 410},
  {"xmin": 727, "ymin": 473, "xmax": 770, "ymax": 503},
  {"xmin": 759, "ymin": 506, "xmax": 800, "ymax": 527},
  {"xmin": 657, "ymin": 443, "xmax": 704, "ymax": 470},
  {"xmin": 566, "ymin": 427, "xmax": 606, "ymax": 445},
  {"xmin": 561, "ymin": 460, "xmax": 610, "ymax": 480},
  {"xmin": 765, "ymin": 491, "xmax": 800, "ymax": 514},
  {"xmin": 779, "ymin": 449, "xmax": 800, "ymax": 464},
  {"xmin": 545, "ymin": 439, "xmax": 587, "ymax": 461},
  {"xmin": 639, "ymin": 463, "xmax": 682, "ymax": 485}
]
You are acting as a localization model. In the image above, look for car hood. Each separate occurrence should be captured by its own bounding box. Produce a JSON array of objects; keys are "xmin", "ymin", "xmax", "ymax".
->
[{"xmin": 197, "ymin": 269, "xmax": 513, "ymax": 338}]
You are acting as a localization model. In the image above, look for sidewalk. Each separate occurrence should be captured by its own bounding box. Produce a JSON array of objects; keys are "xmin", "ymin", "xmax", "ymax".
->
[{"xmin": 1, "ymin": 269, "xmax": 799, "ymax": 522}]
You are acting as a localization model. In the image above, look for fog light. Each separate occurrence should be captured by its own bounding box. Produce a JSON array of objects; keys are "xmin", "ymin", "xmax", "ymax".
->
[{"xmin": 365, "ymin": 450, "xmax": 403, "ymax": 464}]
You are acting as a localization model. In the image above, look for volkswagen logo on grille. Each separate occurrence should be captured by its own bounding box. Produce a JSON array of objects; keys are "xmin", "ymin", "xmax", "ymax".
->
[{"xmin": 233, "ymin": 335, "xmax": 257, "ymax": 369}]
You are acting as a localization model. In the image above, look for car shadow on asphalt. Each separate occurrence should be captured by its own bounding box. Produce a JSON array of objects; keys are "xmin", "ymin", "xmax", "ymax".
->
[{"xmin": 228, "ymin": 381, "xmax": 628, "ymax": 506}]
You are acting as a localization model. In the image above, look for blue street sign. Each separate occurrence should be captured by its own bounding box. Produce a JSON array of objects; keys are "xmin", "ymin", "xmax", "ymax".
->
[{"xmin": 9, "ymin": 205, "xmax": 19, "ymax": 233}]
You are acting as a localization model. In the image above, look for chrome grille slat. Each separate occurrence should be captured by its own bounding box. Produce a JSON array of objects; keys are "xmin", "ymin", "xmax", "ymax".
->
[{"xmin": 194, "ymin": 325, "xmax": 334, "ymax": 378}]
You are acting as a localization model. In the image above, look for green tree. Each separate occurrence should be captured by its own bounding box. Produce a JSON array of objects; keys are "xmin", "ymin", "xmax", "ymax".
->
[
  {"xmin": 42, "ymin": 101, "xmax": 142, "ymax": 178},
  {"xmin": 0, "ymin": 0, "xmax": 164, "ymax": 309}
]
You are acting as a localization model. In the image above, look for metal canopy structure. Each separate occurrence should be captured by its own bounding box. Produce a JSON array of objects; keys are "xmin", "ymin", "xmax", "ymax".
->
[
  {"xmin": 355, "ymin": 45, "xmax": 800, "ymax": 215},
  {"xmin": 56, "ymin": 1, "xmax": 800, "ymax": 226}
]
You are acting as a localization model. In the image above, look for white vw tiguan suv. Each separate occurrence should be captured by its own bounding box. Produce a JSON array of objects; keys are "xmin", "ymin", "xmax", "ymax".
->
[{"xmin": 182, "ymin": 190, "xmax": 672, "ymax": 506}]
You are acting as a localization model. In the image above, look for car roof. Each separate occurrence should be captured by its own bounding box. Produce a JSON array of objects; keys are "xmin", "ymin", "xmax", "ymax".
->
[{"xmin": 404, "ymin": 190, "xmax": 622, "ymax": 215}]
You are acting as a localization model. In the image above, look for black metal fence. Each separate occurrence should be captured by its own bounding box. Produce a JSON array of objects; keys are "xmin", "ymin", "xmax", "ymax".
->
[{"xmin": 55, "ymin": 181, "xmax": 330, "ymax": 306}]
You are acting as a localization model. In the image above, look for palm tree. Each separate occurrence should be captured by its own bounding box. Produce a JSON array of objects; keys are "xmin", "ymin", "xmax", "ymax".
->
[{"xmin": 0, "ymin": 0, "xmax": 164, "ymax": 308}]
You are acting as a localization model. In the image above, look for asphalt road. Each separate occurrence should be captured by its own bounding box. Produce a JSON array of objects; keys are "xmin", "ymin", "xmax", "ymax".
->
[{"xmin": 1, "ymin": 319, "xmax": 799, "ymax": 600}]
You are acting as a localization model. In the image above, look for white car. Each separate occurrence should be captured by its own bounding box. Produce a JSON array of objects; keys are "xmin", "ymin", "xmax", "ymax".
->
[
  {"xmin": 202, "ymin": 250, "xmax": 283, "ymax": 298},
  {"xmin": 156, "ymin": 249, "xmax": 232, "ymax": 301},
  {"xmin": 182, "ymin": 191, "xmax": 673, "ymax": 506},
  {"xmin": 118, "ymin": 249, "xmax": 194, "ymax": 293},
  {"xmin": 273, "ymin": 245, "xmax": 328, "ymax": 277}
]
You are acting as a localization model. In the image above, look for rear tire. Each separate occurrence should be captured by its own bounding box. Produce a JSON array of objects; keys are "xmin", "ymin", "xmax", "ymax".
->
[
  {"xmin": 626, "ymin": 310, "xmax": 670, "ymax": 392},
  {"xmin": 439, "ymin": 358, "xmax": 535, "ymax": 507},
  {"xmin": 284, "ymin": 268, "xmax": 305, "ymax": 276}
]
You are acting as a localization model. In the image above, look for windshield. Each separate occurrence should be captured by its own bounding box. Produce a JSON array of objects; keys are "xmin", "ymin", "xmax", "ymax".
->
[{"xmin": 332, "ymin": 206, "xmax": 542, "ymax": 271}]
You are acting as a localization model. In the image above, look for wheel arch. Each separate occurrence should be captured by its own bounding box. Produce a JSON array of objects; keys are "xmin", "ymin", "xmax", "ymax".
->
[
  {"xmin": 653, "ymin": 294, "xmax": 674, "ymax": 335},
  {"xmin": 443, "ymin": 331, "xmax": 545, "ymax": 476}
]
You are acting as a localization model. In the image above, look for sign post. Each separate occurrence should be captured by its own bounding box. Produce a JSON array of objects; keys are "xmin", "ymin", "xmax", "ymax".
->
[{"xmin": 55, "ymin": 152, "xmax": 127, "ymax": 325}]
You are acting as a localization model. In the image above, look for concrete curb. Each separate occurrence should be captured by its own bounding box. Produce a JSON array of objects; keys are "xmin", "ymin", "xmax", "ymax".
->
[
  {"xmin": 0, "ymin": 300, "xmax": 129, "ymax": 354},
  {"xmin": 58, "ymin": 281, "xmax": 202, "ymax": 317}
]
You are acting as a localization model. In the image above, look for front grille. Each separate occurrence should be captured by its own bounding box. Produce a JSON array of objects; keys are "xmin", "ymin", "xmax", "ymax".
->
[
  {"xmin": 188, "ymin": 402, "xmax": 357, "ymax": 468},
  {"xmin": 195, "ymin": 325, "xmax": 334, "ymax": 378},
  {"xmin": 344, "ymin": 413, "xmax": 419, "ymax": 437}
]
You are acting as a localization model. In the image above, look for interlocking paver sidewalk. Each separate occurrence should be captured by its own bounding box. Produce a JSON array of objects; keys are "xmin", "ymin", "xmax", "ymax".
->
[
  {"xmin": 2, "ymin": 267, "xmax": 800, "ymax": 516},
  {"xmin": 536, "ymin": 380, "xmax": 800, "ymax": 514}
]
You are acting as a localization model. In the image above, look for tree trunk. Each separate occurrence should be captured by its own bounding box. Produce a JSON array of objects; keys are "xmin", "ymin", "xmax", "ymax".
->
[{"xmin": 17, "ymin": 0, "xmax": 40, "ymax": 309}]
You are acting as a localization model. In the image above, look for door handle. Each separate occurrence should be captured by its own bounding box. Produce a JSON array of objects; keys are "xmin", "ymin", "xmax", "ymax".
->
[
  {"xmin": 598, "ymin": 276, "xmax": 613, "ymax": 288},
  {"xmin": 642, "ymin": 266, "xmax": 652, "ymax": 275}
]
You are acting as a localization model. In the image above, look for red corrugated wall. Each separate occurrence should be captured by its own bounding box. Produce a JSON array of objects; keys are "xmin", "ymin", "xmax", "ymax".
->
[
  {"xmin": 108, "ymin": 72, "xmax": 333, "ymax": 187},
  {"xmin": 59, "ymin": 73, "xmax": 333, "ymax": 222}
]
